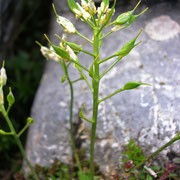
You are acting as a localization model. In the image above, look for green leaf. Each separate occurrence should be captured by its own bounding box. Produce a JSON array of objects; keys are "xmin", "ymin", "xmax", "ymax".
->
[
  {"xmin": 123, "ymin": 82, "xmax": 150, "ymax": 90},
  {"xmin": 52, "ymin": 45, "xmax": 71, "ymax": 60},
  {"xmin": 67, "ymin": 0, "xmax": 79, "ymax": 13}
]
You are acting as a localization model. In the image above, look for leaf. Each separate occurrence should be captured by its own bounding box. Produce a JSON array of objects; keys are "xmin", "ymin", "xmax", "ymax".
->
[
  {"xmin": 52, "ymin": 45, "xmax": 71, "ymax": 60},
  {"xmin": 123, "ymin": 82, "xmax": 150, "ymax": 90}
]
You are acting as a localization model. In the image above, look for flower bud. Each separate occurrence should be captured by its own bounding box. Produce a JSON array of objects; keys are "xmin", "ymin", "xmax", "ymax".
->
[
  {"xmin": 76, "ymin": 3, "xmax": 91, "ymax": 20},
  {"xmin": 66, "ymin": 45, "xmax": 78, "ymax": 61},
  {"xmin": 27, "ymin": 117, "xmax": 34, "ymax": 125},
  {"xmin": 0, "ymin": 67, "xmax": 7, "ymax": 86},
  {"xmin": 57, "ymin": 16, "xmax": 76, "ymax": 34},
  {"xmin": 7, "ymin": 88, "xmax": 15, "ymax": 106},
  {"xmin": 87, "ymin": 0, "xmax": 97, "ymax": 15},
  {"xmin": 40, "ymin": 46, "xmax": 62, "ymax": 62}
]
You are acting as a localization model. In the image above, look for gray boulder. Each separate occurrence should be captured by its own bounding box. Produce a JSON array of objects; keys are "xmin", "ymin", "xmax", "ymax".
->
[{"xmin": 25, "ymin": 0, "xmax": 180, "ymax": 175}]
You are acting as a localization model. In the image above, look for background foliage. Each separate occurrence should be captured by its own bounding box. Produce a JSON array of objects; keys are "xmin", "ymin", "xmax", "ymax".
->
[{"xmin": 0, "ymin": 0, "xmax": 51, "ymax": 177}]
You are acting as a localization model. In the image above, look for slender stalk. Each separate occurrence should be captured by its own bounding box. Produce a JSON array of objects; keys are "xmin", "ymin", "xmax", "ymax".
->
[
  {"xmin": 0, "ymin": 106, "xmax": 39, "ymax": 180},
  {"xmin": 100, "ymin": 56, "xmax": 122, "ymax": 79},
  {"xmin": 98, "ymin": 54, "xmax": 117, "ymax": 64},
  {"xmin": 63, "ymin": 62, "xmax": 82, "ymax": 173},
  {"xmin": 130, "ymin": 132, "xmax": 180, "ymax": 172},
  {"xmin": 76, "ymin": 31, "xmax": 93, "ymax": 44},
  {"xmin": 18, "ymin": 123, "xmax": 31, "ymax": 137},
  {"xmin": 90, "ymin": 28, "xmax": 100, "ymax": 180},
  {"xmin": 71, "ymin": 77, "xmax": 83, "ymax": 83},
  {"xmin": 100, "ymin": 31, "xmax": 113, "ymax": 40},
  {"xmin": 98, "ymin": 88, "xmax": 124, "ymax": 103},
  {"xmin": 81, "ymin": 49, "xmax": 95, "ymax": 57}
]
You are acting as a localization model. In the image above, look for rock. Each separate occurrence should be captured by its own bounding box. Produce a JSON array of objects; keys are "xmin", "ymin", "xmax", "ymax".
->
[{"xmin": 25, "ymin": 0, "xmax": 180, "ymax": 175}]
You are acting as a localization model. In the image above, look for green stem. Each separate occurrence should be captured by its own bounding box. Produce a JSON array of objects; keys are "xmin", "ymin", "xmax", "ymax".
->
[
  {"xmin": 18, "ymin": 123, "xmax": 31, "ymax": 137},
  {"xmin": 81, "ymin": 49, "xmax": 95, "ymax": 57},
  {"xmin": 100, "ymin": 56, "xmax": 122, "ymax": 79},
  {"xmin": 98, "ymin": 54, "xmax": 117, "ymax": 64},
  {"xmin": 76, "ymin": 31, "xmax": 93, "ymax": 44},
  {"xmin": 75, "ymin": 60, "xmax": 93, "ymax": 93},
  {"xmin": 100, "ymin": 31, "xmax": 113, "ymax": 40},
  {"xmin": 130, "ymin": 132, "xmax": 180, "ymax": 172},
  {"xmin": 63, "ymin": 62, "xmax": 82, "ymax": 173},
  {"xmin": 71, "ymin": 77, "xmax": 83, "ymax": 83},
  {"xmin": 0, "ymin": 106, "xmax": 39, "ymax": 180},
  {"xmin": 90, "ymin": 28, "xmax": 100, "ymax": 180},
  {"xmin": 98, "ymin": 88, "xmax": 124, "ymax": 103}
]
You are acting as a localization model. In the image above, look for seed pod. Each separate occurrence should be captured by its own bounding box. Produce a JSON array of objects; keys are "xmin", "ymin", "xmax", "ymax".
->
[
  {"xmin": 123, "ymin": 82, "xmax": 150, "ymax": 90},
  {"xmin": 66, "ymin": 42, "xmax": 82, "ymax": 52},
  {"xmin": 52, "ymin": 45, "xmax": 71, "ymax": 62},
  {"xmin": 115, "ymin": 29, "xmax": 142, "ymax": 57},
  {"xmin": 7, "ymin": 88, "xmax": 15, "ymax": 106},
  {"xmin": 113, "ymin": 0, "xmax": 141, "ymax": 25}
]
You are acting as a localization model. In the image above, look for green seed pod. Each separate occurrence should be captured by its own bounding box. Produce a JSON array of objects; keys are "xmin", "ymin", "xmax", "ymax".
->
[
  {"xmin": 114, "ymin": 11, "xmax": 134, "ymax": 25},
  {"xmin": 66, "ymin": 42, "xmax": 82, "ymax": 52},
  {"xmin": 123, "ymin": 82, "xmax": 150, "ymax": 90},
  {"xmin": 115, "ymin": 29, "xmax": 142, "ymax": 57},
  {"xmin": 7, "ymin": 88, "xmax": 15, "ymax": 106},
  {"xmin": 27, "ymin": 117, "xmax": 34, "ymax": 125},
  {"xmin": 113, "ymin": 0, "xmax": 141, "ymax": 25},
  {"xmin": 52, "ymin": 45, "xmax": 71, "ymax": 62}
]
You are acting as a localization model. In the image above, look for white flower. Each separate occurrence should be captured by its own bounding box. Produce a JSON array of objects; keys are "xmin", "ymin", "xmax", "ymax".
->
[
  {"xmin": 59, "ymin": 34, "xmax": 67, "ymax": 48},
  {"xmin": 81, "ymin": 0, "xmax": 88, "ymax": 10},
  {"xmin": 40, "ymin": 46, "xmax": 61, "ymax": 62},
  {"xmin": 0, "ymin": 67, "xmax": 7, "ymax": 86},
  {"xmin": 88, "ymin": 0, "xmax": 96, "ymax": 15},
  {"xmin": 57, "ymin": 16, "xmax": 76, "ymax": 34},
  {"xmin": 111, "ymin": 25, "xmax": 121, "ymax": 32},
  {"xmin": 66, "ymin": 46, "xmax": 78, "ymax": 61},
  {"xmin": 100, "ymin": 1, "xmax": 109, "ymax": 14},
  {"xmin": 76, "ymin": 3, "xmax": 91, "ymax": 20}
]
